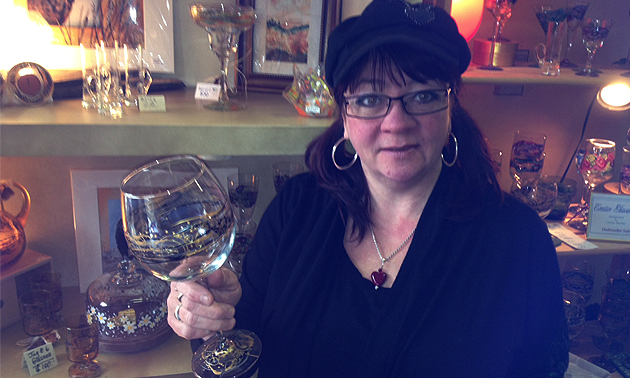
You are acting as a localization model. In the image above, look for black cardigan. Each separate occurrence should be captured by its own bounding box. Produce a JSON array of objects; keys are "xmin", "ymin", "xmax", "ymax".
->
[{"xmin": 199, "ymin": 169, "xmax": 568, "ymax": 377}]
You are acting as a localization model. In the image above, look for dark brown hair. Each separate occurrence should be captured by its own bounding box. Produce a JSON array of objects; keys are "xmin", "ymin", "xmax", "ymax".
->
[{"xmin": 306, "ymin": 45, "xmax": 502, "ymax": 241}]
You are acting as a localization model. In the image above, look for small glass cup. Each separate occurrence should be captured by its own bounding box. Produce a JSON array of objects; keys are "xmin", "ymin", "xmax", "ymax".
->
[
  {"xmin": 272, "ymin": 162, "xmax": 305, "ymax": 193},
  {"xmin": 65, "ymin": 313, "xmax": 101, "ymax": 378},
  {"xmin": 31, "ymin": 271, "xmax": 63, "ymax": 313},
  {"xmin": 19, "ymin": 290, "xmax": 54, "ymax": 336},
  {"xmin": 545, "ymin": 176, "xmax": 578, "ymax": 221},
  {"xmin": 620, "ymin": 146, "xmax": 630, "ymax": 195}
]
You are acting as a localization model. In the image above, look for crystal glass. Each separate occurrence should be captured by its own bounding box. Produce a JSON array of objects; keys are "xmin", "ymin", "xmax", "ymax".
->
[
  {"xmin": 568, "ymin": 139, "xmax": 615, "ymax": 231},
  {"xmin": 563, "ymin": 289, "xmax": 586, "ymax": 347},
  {"xmin": 590, "ymin": 280, "xmax": 630, "ymax": 372},
  {"xmin": 561, "ymin": 0, "xmax": 590, "ymax": 67},
  {"xmin": 576, "ymin": 18, "xmax": 612, "ymax": 77},
  {"xmin": 190, "ymin": 3, "xmax": 256, "ymax": 111},
  {"xmin": 479, "ymin": 0, "xmax": 515, "ymax": 70},
  {"xmin": 510, "ymin": 175, "xmax": 558, "ymax": 218},
  {"xmin": 561, "ymin": 258, "xmax": 595, "ymax": 303},
  {"xmin": 65, "ymin": 313, "xmax": 100, "ymax": 378},
  {"xmin": 228, "ymin": 172, "xmax": 259, "ymax": 230},
  {"xmin": 121, "ymin": 155, "xmax": 260, "ymax": 378},
  {"xmin": 272, "ymin": 162, "xmax": 305, "ymax": 193},
  {"xmin": 509, "ymin": 131, "xmax": 546, "ymax": 186}
]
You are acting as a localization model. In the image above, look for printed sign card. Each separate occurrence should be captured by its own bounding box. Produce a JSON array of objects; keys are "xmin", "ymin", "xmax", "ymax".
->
[{"xmin": 586, "ymin": 192, "xmax": 630, "ymax": 242}]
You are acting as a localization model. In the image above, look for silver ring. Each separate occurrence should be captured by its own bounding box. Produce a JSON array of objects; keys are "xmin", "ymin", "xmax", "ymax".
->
[
  {"xmin": 177, "ymin": 292, "xmax": 184, "ymax": 303},
  {"xmin": 175, "ymin": 304, "xmax": 182, "ymax": 321}
]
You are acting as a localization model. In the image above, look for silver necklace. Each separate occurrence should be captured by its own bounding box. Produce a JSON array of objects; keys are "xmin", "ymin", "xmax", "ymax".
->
[{"xmin": 369, "ymin": 225, "xmax": 416, "ymax": 290}]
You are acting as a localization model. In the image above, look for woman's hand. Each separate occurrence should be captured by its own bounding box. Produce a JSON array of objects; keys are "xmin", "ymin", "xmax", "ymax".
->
[{"xmin": 167, "ymin": 267, "xmax": 242, "ymax": 340}]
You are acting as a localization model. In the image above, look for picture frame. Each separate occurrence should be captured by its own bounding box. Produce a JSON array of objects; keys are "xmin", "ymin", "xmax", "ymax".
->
[
  {"xmin": 11, "ymin": 0, "xmax": 174, "ymax": 73},
  {"xmin": 239, "ymin": 0, "xmax": 341, "ymax": 92},
  {"xmin": 71, "ymin": 167, "xmax": 237, "ymax": 292}
]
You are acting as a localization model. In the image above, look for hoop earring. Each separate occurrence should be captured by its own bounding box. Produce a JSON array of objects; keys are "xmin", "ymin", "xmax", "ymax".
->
[
  {"xmin": 441, "ymin": 132, "xmax": 458, "ymax": 167},
  {"xmin": 332, "ymin": 137, "xmax": 358, "ymax": 170}
]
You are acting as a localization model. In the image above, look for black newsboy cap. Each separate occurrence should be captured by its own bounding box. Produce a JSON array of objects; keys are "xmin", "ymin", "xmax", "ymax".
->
[{"xmin": 324, "ymin": 0, "xmax": 471, "ymax": 88}]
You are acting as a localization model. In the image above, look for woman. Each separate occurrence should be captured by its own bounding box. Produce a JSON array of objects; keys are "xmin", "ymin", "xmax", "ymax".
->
[{"xmin": 168, "ymin": 0, "xmax": 569, "ymax": 376}]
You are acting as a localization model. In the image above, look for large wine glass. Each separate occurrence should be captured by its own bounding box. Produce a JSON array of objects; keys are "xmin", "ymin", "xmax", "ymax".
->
[
  {"xmin": 121, "ymin": 155, "xmax": 261, "ymax": 378},
  {"xmin": 190, "ymin": 3, "xmax": 256, "ymax": 111},
  {"xmin": 590, "ymin": 279, "xmax": 630, "ymax": 372},
  {"xmin": 560, "ymin": 0, "xmax": 590, "ymax": 67},
  {"xmin": 576, "ymin": 18, "xmax": 612, "ymax": 77},
  {"xmin": 479, "ymin": 0, "xmax": 514, "ymax": 71},
  {"xmin": 510, "ymin": 175, "xmax": 558, "ymax": 219},
  {"xmin": 567, "ymin": 139, "xmax": 615, "ymax": 231}
]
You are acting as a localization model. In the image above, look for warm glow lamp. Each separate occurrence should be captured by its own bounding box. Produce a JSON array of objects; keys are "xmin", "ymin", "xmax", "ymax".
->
[
  {"xmin": 598, "ymin": 82, "xmax": 630, "ymax": 111},
  {"xmin": 450, "ymin": 0, "xmax": 485, "ymax": 41}
]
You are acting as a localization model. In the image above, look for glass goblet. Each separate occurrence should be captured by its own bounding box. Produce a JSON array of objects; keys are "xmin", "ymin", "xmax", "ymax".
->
[
  {"xmin": 509, "ymin": 130, "xmax": 546, "ymax": 187},
  {"xmin": 65, "ymin": 313, "xmax": 100, "ymax": 378},
  {"xmin": 189, "ymin": 3, "xmax": 256, "ymax": 111},
  {"xmin": 479, "ymin": 0, "xmax": 515, "ymax": 71},
  {"xmin": 272, "ymin": 161, "xmax": 305, "ymax": 193},
  {"xmin": 510, "ymin": 175, "xmax": 558, "ymax": 219},
  {"xmin": 561, "ymin": 258, "xmax": 595, "ymax": 303},
  {"xmin": 560, "ymin": 0, "xmax": 590, "ymax": 67},
  {"xmin": 567, "ymin": 138, "xmax": 615, "ymax": 231},
  {"xmin": 576, "ymin": 18, "xmax": 612, "ymax": 77},
  {"xmin": 228, "ymin": 172, "xmax": 259, "ymax": 230},
  {"xmin": 121, "ymin": 155, "xmax": 261, "ymax": 377},
  {"xmin": 590, "ymin": 280, "xmax": 630, "ymax": 372}
]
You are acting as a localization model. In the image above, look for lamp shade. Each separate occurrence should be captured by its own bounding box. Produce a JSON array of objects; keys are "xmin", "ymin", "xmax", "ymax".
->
[
  {"xmin": 598, "ymin": 83, "xmax": 630, "ymax": 111},
  {"xmin": 450, "ymin": 0, "xmax": 485, "ymax": 41}
]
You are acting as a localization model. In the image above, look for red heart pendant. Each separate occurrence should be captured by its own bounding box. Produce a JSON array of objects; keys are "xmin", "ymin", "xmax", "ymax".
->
[{"xmin": 371, "ymin": 269, "xmax": 387, "ymax": 289}]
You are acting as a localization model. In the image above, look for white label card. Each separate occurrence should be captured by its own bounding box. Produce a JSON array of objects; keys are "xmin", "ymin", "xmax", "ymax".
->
[
  {"xmin": 195, "ymin": 82, "xmax": 220, "ymax": 101},
  {"xmin": 138, "ymin": 95, "xmax": 166, "ymax": 112},
  {"xmin": 587, "ymin": 192, "xmax": 630, "ymax": 242},
  {"xmin": 22, "ymin": 344, "xmax": 58, "ymax": 376}
]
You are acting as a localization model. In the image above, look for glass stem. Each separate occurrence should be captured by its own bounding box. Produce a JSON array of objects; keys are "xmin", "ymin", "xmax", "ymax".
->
[
  {"xmin": 585, "ymin": 50, "xmax": 595, "ymax": 72},
  {"xmin": 488, "ymin": 18, "xmax": 501, "ymax": 65}
]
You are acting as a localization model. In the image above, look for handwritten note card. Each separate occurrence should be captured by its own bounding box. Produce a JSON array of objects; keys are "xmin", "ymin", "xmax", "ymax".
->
[
  {"xmin": 587, "ymin": 192, "xmax": 630, "ymax": 242},
  {"xmin": 22, "ymin": 343, "xmax": 58, "ymax": 376}
]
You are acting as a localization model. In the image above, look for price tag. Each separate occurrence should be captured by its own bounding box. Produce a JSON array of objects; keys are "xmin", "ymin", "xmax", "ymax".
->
[
  {"xmin": 22, "ymin": 344, "xmax": 58, "ymax": 376},
  {"xmin": 195, "ymin": 82, "xmax": 220, "ymax": 101},
  {"xmin": 138, "ymin": 95, "xmax": 166, "ymax": 112}
]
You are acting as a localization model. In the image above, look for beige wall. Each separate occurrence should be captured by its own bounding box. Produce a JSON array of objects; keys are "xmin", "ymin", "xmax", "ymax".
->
[{"xmin": 2, "ymin": 0, "xmax": 630, "ymax": 288}]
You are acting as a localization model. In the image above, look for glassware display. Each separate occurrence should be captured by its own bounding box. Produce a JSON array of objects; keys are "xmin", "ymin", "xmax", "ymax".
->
[
  {"xmin": 479, "ymin": 0, "xmax": 515, "ymax": 70},
  {"xmin": 561, "ymin": 0, "xmax": 590, "ymax": 67},
  {"xmin": 590, "ymin": 279, "xmax": 630, "ymax": 372},
  {"xmin": 190, "ymin": 3, "xmax": 256, "ymax": 111},
  {"xmin": 121, "ymin": 155, "xmax": 261, "ymax": 378},
  {"xmin": 228, "ymin": 172, "xmax": 259, "ymax": 230},
  {"xmin": 576, "ymin": 18, "xmax": 612, "ymax": 77},
  {"xmin": 568, "ymin": 138, "xmax": 615, "ymax": 231},
  {"xmin": 65, "ymin": 313, "xmax": 101, "ymax": 378},
  {"xmin": 19, "ymin": 290, "xmax": 54, "ymax": 336}
]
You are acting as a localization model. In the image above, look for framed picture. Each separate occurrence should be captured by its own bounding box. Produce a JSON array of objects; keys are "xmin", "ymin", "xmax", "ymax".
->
[
  {"xmin": 11, "ymin": 0, "xmax": 174, "ymax": 73},
  {"xmin": 71, "ymin": 167, "xmax": 237, "ymax": 292},
  {"xmin": 239, "ymin": 0, "xmax": 341, "ymax": 92}
]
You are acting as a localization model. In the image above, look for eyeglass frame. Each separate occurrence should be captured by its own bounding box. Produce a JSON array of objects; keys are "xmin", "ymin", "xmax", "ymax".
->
[{"xmin": 343, "ymin": 88, "xmax": 451, "ymax": 120}]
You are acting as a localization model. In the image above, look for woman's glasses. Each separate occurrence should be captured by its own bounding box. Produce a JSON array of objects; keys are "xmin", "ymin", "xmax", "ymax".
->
[{"xmin": 344, "ymin": 88, "xmax": 450, "ymax": 119}]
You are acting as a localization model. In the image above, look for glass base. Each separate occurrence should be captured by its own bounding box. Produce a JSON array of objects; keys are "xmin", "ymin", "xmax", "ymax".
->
[
  {"xmin": 477, "ymin": 65, "xmax": 503, "ymax": 71},
  {"xmin": 192, "ymin": 329, "xmax": 261, "ymax": 378},
  {"xmin": 560, "ymin": 58, "xmax": 578, "ymax": 68},
  {"xmin": 68, "ymin": 361, "xmax": 101, "ymax": 378},
  {"xmin": 203, "ymin": 99, "xmax": 246, "ymax": 111}
]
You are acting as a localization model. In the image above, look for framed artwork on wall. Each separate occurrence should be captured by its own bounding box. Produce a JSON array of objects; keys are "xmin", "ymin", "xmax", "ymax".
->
[
  {"xmin": 8, "ymin": 0, "xmax": 174, "ymax": 73},
  {"xmin": 239, "ymin": 0, "xmax": 341, "ymax": 92}
]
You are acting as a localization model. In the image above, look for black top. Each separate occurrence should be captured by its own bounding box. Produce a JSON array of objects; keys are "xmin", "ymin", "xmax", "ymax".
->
[{"xmin": 214, "ymin": 169, "xmax": 568, "ymax": 377}]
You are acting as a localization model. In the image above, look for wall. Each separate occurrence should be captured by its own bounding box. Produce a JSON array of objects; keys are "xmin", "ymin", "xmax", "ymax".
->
[{"xmin": 1, "ymin": 0, "xmax": 629, "ymax": 289}]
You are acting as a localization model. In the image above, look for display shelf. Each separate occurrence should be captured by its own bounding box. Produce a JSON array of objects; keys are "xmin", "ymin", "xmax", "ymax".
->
[{"xmin": 2, "ymin": 68, "xmax": 629, "ymax": 158}]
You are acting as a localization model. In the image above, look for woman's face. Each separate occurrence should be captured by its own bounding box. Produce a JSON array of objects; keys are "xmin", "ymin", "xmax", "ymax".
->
[{"xmin": 343, "ymin": 69, "xmax": 451, "ymax": 188}]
